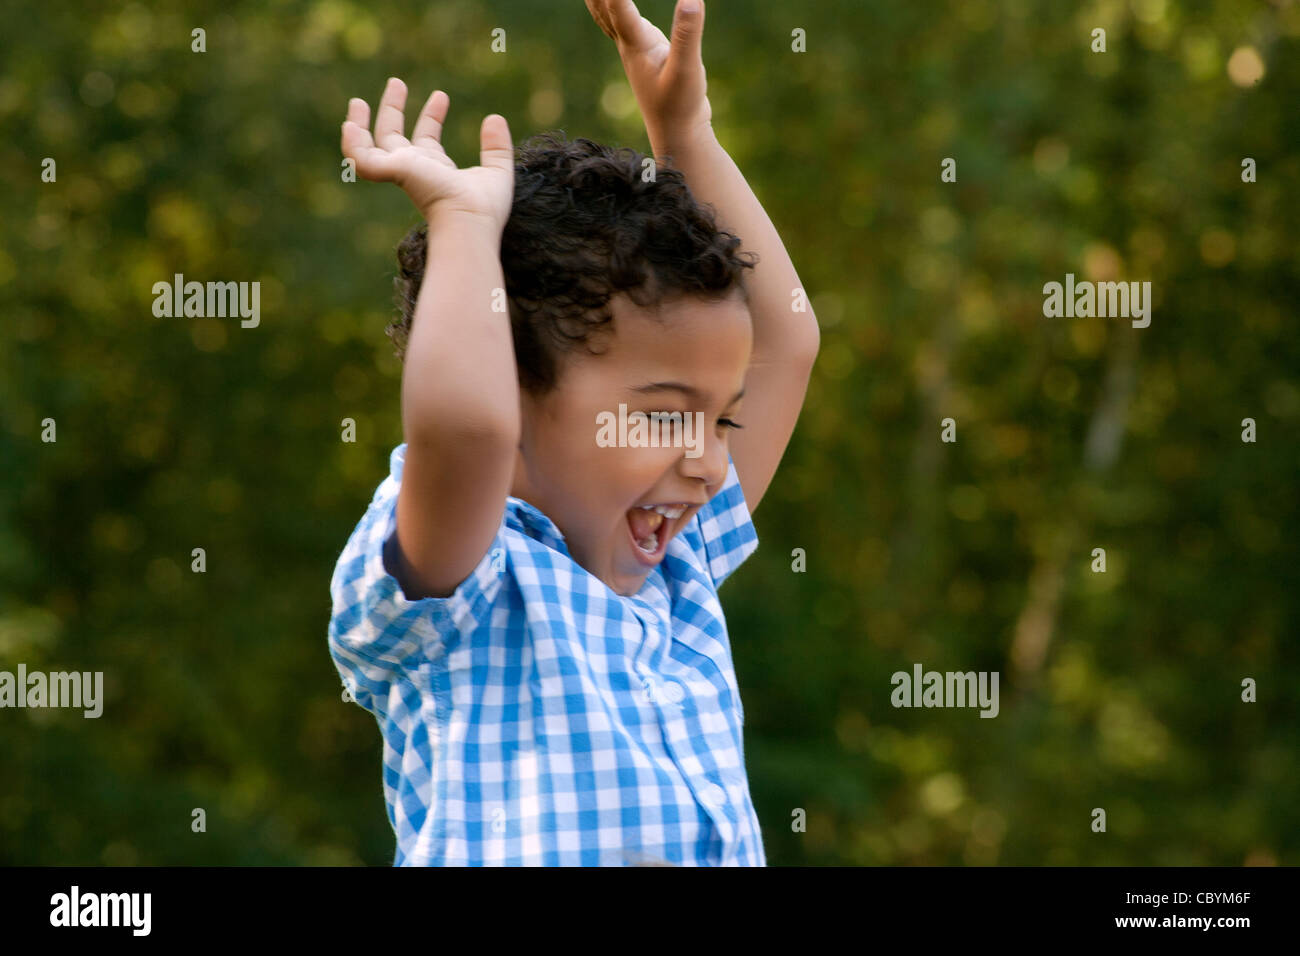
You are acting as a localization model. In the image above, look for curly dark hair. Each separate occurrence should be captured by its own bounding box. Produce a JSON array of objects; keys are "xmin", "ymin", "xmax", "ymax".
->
[{"xmin": 389, "ymin": 131, "xmax": 756, "ymax": 393}]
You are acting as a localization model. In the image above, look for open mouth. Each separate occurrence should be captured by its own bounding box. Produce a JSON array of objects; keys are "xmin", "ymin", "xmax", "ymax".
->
[{"xmin": 625, "ymin": 503, "xmax": 689, "ymax": 564}]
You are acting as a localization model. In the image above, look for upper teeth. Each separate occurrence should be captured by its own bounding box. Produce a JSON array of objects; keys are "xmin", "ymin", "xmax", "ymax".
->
[{"xmin": 639, "ymin": 504, "xmax": 686, "ymax": 520}]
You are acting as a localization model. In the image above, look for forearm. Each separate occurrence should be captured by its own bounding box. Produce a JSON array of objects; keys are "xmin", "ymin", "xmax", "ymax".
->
[
  {"xmin": 653, "ymin": 127, "xmax": 820, "ymax": 361},
  {"xmin": 402, "ymin": 211, "xmax": 520, "ymax": 443}
]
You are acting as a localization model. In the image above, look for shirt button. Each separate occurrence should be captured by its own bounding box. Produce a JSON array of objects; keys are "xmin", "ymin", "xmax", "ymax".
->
[
  {"xmin": 700, "ymin": 783, "xmax": 727, "ymax": 808},
  {"xmin": 662, "ymin": 682, "xmax": 684, "ymax": 704}
]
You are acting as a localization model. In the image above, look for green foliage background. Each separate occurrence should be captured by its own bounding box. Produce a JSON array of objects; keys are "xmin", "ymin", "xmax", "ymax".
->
[{"xmin": 2, "ymin": 0, "xmax": 1297, "ymax": 865}]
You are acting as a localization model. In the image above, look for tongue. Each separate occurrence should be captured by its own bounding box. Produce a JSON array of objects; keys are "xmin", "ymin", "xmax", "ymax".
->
[{"xmin": 627, "ymin": 508, "xmax": 662, "ymax": 543}]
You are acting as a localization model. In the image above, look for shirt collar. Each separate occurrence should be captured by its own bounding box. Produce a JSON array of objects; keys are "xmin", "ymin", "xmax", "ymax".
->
[{"xmin": 507, "ymin": 496, "xmax": 570, "ymax": 556}]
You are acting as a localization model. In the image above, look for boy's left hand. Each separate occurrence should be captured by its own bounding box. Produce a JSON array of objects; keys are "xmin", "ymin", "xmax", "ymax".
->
[{"xmin": 585, "ymin": 0, "xmax": 713, "ymax": 152}]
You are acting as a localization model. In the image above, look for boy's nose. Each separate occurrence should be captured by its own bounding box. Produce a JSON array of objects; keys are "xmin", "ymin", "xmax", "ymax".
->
[{"xmin": 678, "ymin": 427, "xmax": 728, "ymax": 489}]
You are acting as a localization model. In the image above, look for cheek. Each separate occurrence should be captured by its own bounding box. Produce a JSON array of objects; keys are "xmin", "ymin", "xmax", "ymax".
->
[
  {"xmin": 535, "ymin": 404, "xmax": 594, "ymax": 461},
  {"xmin": 616, "ymin": 449, "xmax": 680, "ymax": 490}
]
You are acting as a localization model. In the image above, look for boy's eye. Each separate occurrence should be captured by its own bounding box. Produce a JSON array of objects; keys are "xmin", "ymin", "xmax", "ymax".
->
[
  {"xmin": 641, "ymin": 410, "xmax": 690, "ymax": 421},
  {"xmin": 638, "ymin": 410, "xmax": 742, "ymax": 430}
]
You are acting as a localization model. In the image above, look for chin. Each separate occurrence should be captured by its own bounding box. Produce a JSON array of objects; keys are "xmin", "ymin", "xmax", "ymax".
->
[{"xmin": 610, "ymin": 566, "xmax": 650, "ymax": 597}]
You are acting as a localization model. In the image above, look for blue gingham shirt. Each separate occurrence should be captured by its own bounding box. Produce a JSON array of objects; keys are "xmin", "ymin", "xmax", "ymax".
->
[{"xmin": 328, "ymin": 443, "xmax": 765, "ymax": 865}]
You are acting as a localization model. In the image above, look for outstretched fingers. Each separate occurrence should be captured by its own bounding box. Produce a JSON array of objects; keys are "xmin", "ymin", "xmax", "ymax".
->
[
  {"xmin": 344, "ymin": 96, "xmax": 371, "ymax": 133},
  {"xmin": 342, "ymin": 97, "xmax": 399, "ymax": 182},
  {"xmin": 373, "ymin": 77, "xmax": 411, "ymax": 150},
  {"xmin": 411, "ymin": 89, "xmax": 449, "ymax": 148},
  {"xmin": 477, "ymin": 114, "xmax": 514, "ymax": 173},
  {"xmin": 585, "ymin": 0, "xmax": 615, "ymax": 39},
  {"xmin": 664, "ymin": 0, "xmax": 705, "ymax": 77},
  {"xmin": 605, "ymin": 0, "xmax": 643, "ymax": 43}
]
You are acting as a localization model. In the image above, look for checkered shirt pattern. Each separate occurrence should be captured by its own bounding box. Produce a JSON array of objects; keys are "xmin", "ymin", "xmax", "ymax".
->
[{"xmin": 328, "ymin": 443, "xmax": 764, "ymax": 865}]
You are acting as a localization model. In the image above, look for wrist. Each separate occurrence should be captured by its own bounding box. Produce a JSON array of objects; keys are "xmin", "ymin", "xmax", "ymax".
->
[
  {"xmin": 423, "ymin": 203, "xmax": 506, "ymax": 239},
  {"xmin": 648, "ymin": 121, "xmax": 719, "ymax": 166}
]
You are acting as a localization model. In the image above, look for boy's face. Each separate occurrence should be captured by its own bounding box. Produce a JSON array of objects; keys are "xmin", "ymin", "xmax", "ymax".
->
[{"xmin": 511, "ymin": 289, "xmax": 753, "ymax": 597}]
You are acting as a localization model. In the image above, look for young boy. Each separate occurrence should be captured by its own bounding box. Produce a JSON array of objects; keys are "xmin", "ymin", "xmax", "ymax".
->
[{"xmin": 329, "ymin": 0, "xmax": 818, "ymax": 865}]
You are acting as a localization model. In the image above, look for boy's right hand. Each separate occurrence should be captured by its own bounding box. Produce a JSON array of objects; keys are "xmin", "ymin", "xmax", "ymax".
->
[{"xmin": 342, "ymin": 77, "xmax": 514, "ymax": 229}]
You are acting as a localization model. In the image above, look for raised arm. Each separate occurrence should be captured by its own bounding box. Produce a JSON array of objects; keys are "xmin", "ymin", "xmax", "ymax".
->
[
  {"xmin": 342, "ymin": 78, "xmax": 518, "ymax": 598},
  {"xmin": 586, "ymin": 0, "xmax": 820, "ymax": 514}
]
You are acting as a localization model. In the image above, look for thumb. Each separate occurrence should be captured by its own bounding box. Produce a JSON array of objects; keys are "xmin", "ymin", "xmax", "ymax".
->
[
  {"xmin": 666, "ymin": 0, "xmax": 704, "ymax": 71},
  {"xmin": 479, "ymin": 113, "xmax": 513, "ymax": 173}
]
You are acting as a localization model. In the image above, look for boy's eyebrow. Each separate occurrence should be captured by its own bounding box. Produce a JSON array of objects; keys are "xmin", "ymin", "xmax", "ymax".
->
[{"xmin": 628, "ymin": 382, "xmax": 746, "ymax": 406}]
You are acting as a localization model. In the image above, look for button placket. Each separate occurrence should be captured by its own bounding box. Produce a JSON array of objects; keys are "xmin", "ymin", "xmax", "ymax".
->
[{"xmin": 695, "ymin": 778, "xmax": 737, "ymax": 858}]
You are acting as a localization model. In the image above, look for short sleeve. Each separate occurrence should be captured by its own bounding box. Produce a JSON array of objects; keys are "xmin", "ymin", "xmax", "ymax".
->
[
  {"xmin": 694, "ymin": 455, "xmax": 759, "ymax": 589},
  {"xmin": 327, "ymin": 445, "xmax": 508, "ymax": 712}
]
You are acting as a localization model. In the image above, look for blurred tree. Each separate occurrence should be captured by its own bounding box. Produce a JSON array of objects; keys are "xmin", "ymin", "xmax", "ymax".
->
[{"xmin": 1, "ymin": 0, "xmax": 1296, "ymax": 866}]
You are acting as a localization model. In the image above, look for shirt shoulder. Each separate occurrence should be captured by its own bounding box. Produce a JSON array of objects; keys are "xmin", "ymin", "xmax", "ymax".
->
[
  {"xmin": 679, "ymin": 454, "xmax": 759, "ymax": 590},
  {"xmin": 327, "ymin": 444, "xmax": 519, "ymax": 707}
]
